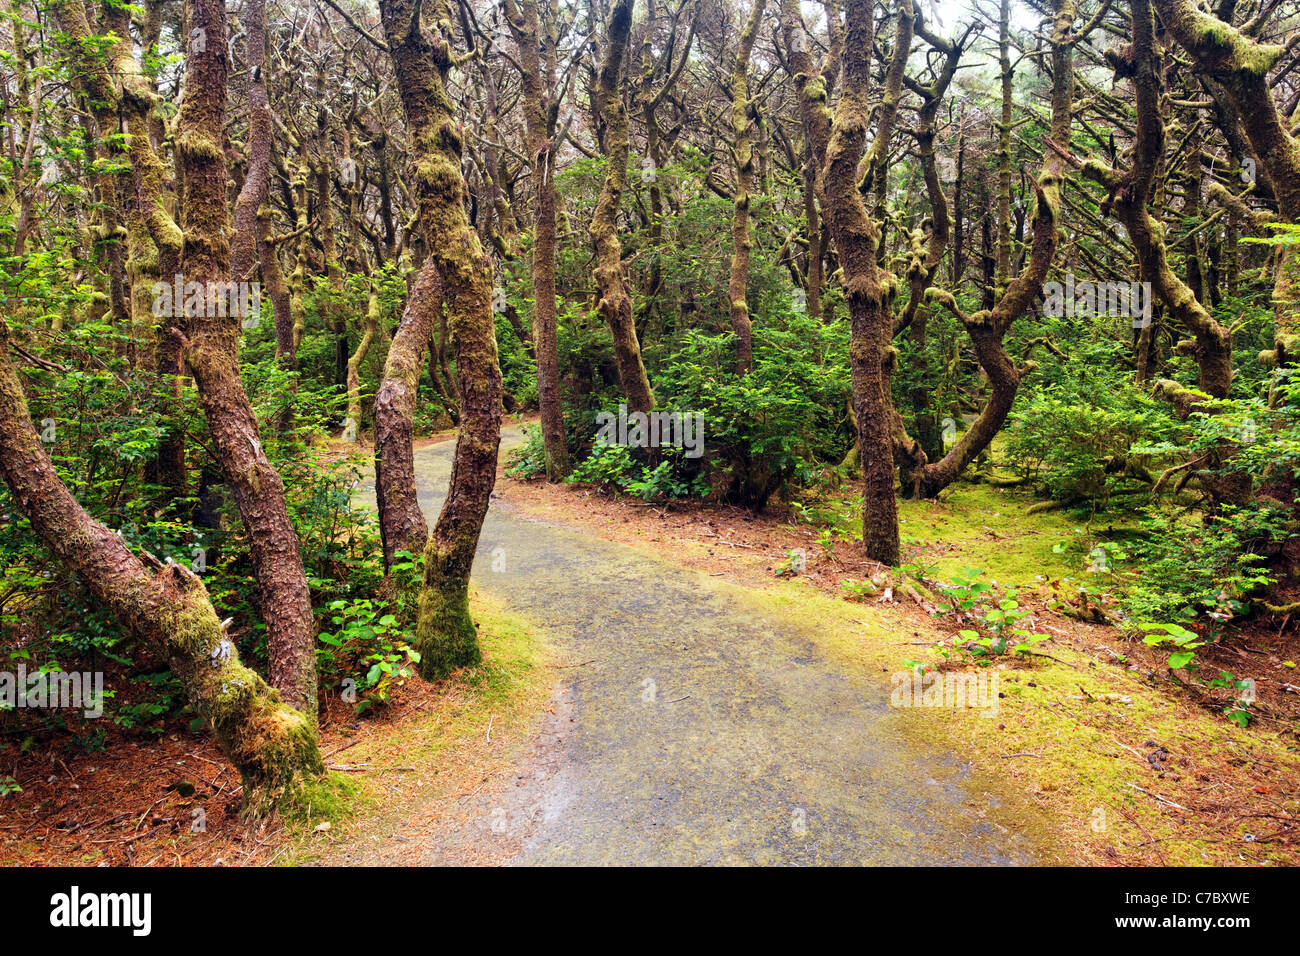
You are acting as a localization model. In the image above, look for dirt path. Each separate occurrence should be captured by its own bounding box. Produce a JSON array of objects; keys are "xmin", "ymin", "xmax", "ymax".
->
[{"xmin": 344, "ymin": 426, "xmax": 1047, "ymax": 865}]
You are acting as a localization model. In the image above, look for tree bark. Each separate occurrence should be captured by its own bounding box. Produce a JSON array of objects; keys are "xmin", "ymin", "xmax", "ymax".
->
[
  {"xmin": 727, "ymin": 0, "xmax": 767, "ymax": 375},
  {"xmin": 505, "ymin": 0, "xmax": 571, "ymax": 479},
  {"xmin": 782, "ymin": 0, "xmax": 910, "ymax": 564},
  {"xmin": 374, "ymin": 259, "xmax": 440, "ymax": 568},
  {"xmin": 378, "ymin": 0, "xmax": 504, "ymax": 682},
  {"xmin": 909, "ymin": 0, "xmax": 1075, "ymax": 498},
  {"xmin": 177, "ymin": 0, "xmax": 319, "ymax": 715},
  {"xmin": 590, "ymin": 0, "xmax": 655, "ymax": 414}
]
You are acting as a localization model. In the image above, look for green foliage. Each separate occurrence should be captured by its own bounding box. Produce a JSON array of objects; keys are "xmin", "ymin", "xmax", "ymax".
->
[
  {"xmin": 1006, "ymin": 339, "xmax": 1177, "ymax": 508},
  {"xmin": 1138, "ymin": 622, "xmax": 1204, "ymax": 670},
  {"xmin": 505, "ymin": 423, "xmax": 547, "ymax": 480},
  {"xmin": 1121, "ymin": 506, "xmax": 1281, "ymax": 624},
  {"xmin": 933, "ymin": 568, "xmax": 1049, "ymax": 661},
  {"xmin": 317, "ymin": 599, "xmax": 419, "ymax": 714}
]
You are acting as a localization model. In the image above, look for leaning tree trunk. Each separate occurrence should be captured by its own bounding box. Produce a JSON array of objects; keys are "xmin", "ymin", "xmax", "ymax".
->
[
  {"xmin": 1074, "ymin": 0, "xmax": 1241, "ymax": 504},
  {"xmin": 895, "ymin": 11, "xmax": 976, "ymax": 468},
  {"xmin": 344, "ymin": 286, "xmax": 379, "ymax": 442},
  {"xmin": 378, "ymin": 0, "xmax": 504, "ymax": 682},
  {"xmin": 1151, "ymin": 0, "xmax": 1300, "ymax": 352},
  {"xmin": 177, "ymin": 0, "xmax": 319, "ymax": 715},
  {"xmin": 1084, "ymin": 0, "xmax": 1233, "ymax": 400},
  {"xmin": 590, "ymin": 0, "xmax": 655, "ymax": 414},
  {"xmin": 0, "ymin": 326, "xmax": 321, "ymax": 817},
  {"xmin": 907, "ymin": 0, "xmax": 1076, "ymax": 499},
  {"xmin": 374, "ymin": 258, "xmax": 440, "ymax": 568}
]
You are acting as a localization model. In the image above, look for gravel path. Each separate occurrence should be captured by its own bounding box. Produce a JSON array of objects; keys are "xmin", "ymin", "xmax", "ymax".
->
[{"xmin": 346, "ymin": 425, "xmax": 1041, "ymax": 865}]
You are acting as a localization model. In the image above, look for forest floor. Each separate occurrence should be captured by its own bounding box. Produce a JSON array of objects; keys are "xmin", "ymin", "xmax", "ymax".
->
[
  {"xmin": 5, "ymin": 422, "xmax": 1298, "ymax": 865},
  {"xmin": 0, "ymin": 588, "xmax": 549, "ymax": 866}
]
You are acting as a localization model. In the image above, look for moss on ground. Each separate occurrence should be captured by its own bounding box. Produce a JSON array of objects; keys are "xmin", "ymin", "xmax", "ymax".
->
[{"xmin": 746, "ymin": 573, "xmax": 1299, "ymax": 865}]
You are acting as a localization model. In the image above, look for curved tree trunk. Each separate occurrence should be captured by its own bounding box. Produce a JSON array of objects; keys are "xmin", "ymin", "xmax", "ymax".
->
[
  {"xmin": 375, "ymin": 259, "xmax": 441, "ymax": 568},
  {"xmin": 1151, "ymin": 0, "xmax": 1300, "ymax": 350},
  {"xmin": 378, "ymin": 0, "xmax": 504, "ymax": 682},
  {"xmin": 906, "ymin": 0, "xmax": 1075, "ymax": 499},
  {"xmin": 177, "ymin": 0, "xmax": 319, "ymax": 716}
]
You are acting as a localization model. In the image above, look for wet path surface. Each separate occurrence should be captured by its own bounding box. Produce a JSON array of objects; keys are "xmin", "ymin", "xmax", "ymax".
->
[{"xmin": 361, "ymin": 427, "xmax": 1040, "ymax": 865}]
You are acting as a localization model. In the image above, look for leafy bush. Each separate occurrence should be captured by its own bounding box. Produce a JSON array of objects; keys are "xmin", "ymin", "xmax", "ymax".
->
[
  {"xmin": 1006, "ymin": 342, "xmax": 1177, "ymax": 508},
  {"xmin": 505, "ymin": 423, "xmax": 548, "ymax": 480},
  {"xmin": 317, "ymin": 599, "xmax": 420, "ymax": 713}
]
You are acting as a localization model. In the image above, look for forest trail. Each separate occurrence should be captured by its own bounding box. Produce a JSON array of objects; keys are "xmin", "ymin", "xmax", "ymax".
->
[{"xmin": 347, "ymin": 425, "xmax": 1046, "ymax": 865}]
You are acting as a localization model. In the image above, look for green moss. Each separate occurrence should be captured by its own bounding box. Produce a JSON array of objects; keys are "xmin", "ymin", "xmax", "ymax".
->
[
  {"xmin": 413, "ymin": 563, "xmax": 482, "ymax": 681},
  {"xmin": 740, "ymin": 572, "xmax": 1298, "ymax": 865},
  {"xmin": 285, "ymin": 593, "xmax": 552, "ymax": 865},
  {"xmin": 278, "ymin": 772, "xmax": 361, "ymax": 832}
]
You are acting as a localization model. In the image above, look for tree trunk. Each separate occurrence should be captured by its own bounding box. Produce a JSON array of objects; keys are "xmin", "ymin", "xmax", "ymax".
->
[
  {"xmin": 782, "ymin": 0, "xmax": 909, "ymax": 564},
  {"xmin": 378, "ymin": 0, "xmax": 504, "ymax": 682},
  {"xmin": 374, "ymin": 259, "xmax": 440, "ymax": 568},
  {"xmin": 344, "ymin": 287, "xmax": 379, "ymax": 441},
  {"xmin": 590, "ymin": 0, "xmax": 655, "ymax": 414},
  {"xmin": 995, "ymin": 0, "xmax": 1014, "ymax": 287},
  {"xmin": 177, "ymin": 0, "xmax": 319, "ymax": 715},
  {"xmin": 505, "ymin": 0, "xmax": 571, "ymax": 479},
  {"xmin": 909, "ymin": 0, "xmax": 1075, "ymax": 498},
  {"xmin": 727, "ymin": 0, "xmax": 767, "ymax": 375}
]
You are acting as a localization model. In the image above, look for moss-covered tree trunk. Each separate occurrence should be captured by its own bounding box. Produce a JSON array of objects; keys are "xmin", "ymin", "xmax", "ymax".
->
[
  {"xmin": 908, "ymin": 0, "xmax": 1074, "ymax": 498},
  {"xmin": 590, "ymin": 0, "xmax": 655, "ymax": 415},
  {"xmin": 782, "ymin": 0, "xmax": 909, "ymax": 563},
  {"xmin": 505, "ymin": 0, "xmax": 571, "ymax": 480},
  {"xmin": 995, "ymin": 0, "xmax": 1014, "ymax": 289},
  {"xmin": 378, "ymin": 0, "xmax": 503, "ymax": 681},
  {"xmin": 177, "ymin": 0, "xmax": 319, "ymax": 715},
  {"xmin": 344, "ymin": 286, "xmax": 379, "ymax": 441},
  {"xmin": 896, "ymin": 13, "xmax": 974, "ymax": 467},
  {"xmin": 55, "ymin": 0, "xmax": 187, "ymax": 500},
  {"xmin": 727, "ymin": 0, "xmax": 767, "ymax": 375},
  {"xmin": 0, "ymin": 325, "xmax": 322, "ymax": 817},
  {"xmin": 1086, "ymin": 0, "xmax": 1233, "ymax": 400},
  {"xmin": 1151, "ymin": 0, "xmax": 1300, "ymax": 347}
]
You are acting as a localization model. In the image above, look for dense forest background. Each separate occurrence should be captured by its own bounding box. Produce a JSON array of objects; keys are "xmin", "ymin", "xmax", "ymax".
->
[{"xmin": 1, "ymin": 0, "xmax": 1299, "ymax": 825}]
